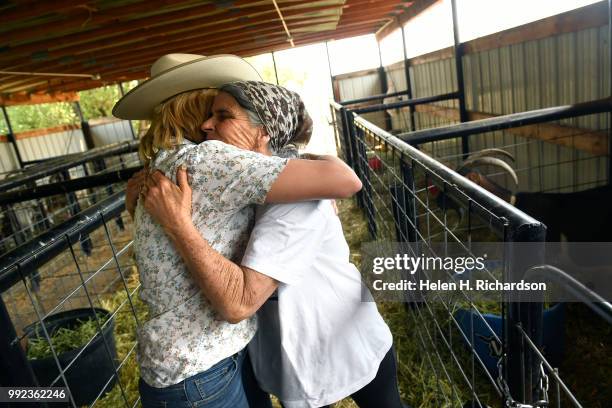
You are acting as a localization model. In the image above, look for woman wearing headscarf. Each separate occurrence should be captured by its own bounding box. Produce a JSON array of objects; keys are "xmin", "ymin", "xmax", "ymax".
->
[
  {"xmin": 116, "ymin": 55, "xmax": 362, "ymax": 408},
  {"xmin": 141, "ymin": 81, "xmax": 406, "ymax": 408}
]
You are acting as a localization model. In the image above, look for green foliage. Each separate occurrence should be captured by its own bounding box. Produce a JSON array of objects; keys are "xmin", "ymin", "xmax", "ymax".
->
[
  {"xmin": 78, "ymin": 85, "xmax": 121, "ymax": 120},
  {"xmin": 0, "ymin": 81, "xmax": 139, "ymax": 134},
  {"xmin": 27, "ymin": 312, "xmax": 109, "ymax": 359},
  {"xmin": 2, "ymin": 103, "xmax": 78, "ymax": 133}
]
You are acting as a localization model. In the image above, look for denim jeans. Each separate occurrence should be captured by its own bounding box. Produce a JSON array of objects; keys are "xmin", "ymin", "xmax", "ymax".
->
[{"xmin": 139, "ymin": 350, "xmax": 248, "ymax": 408}]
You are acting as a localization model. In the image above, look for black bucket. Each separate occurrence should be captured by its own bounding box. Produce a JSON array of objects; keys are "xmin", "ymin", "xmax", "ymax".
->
[{"xmin": 24, "ymin": 307, "xmax": 118, "ymax": 406}]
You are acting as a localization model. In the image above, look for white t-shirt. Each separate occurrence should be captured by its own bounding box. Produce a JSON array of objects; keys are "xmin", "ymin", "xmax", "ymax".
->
[{"xmin": 242, "ymin": 200, "xmax": 393, "ymax": 408}]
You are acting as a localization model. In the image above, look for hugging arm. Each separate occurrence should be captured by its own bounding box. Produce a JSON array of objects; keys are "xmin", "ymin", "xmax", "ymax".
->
[
  {"xmin": 126, "ymin": 154, "xmax": 361, "ymax": 217},
  {"xmin": 139, "ymin": 153, "xmax": 360, "ymax": 323},
  {"xmin": 143, "ymin": 168, "xmax": 277, "ymax": 323},
  {"xmin": 265, "ymin": 154, "xmax": 362, "ymax": 202}
]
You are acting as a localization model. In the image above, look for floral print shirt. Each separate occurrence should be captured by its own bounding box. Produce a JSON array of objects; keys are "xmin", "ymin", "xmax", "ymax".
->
[{"xmin": 133, "ymin": 139, "xmax": 288, "ymax": 387}]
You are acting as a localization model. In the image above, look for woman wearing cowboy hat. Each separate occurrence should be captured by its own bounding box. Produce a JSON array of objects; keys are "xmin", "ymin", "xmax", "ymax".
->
[
  {"xmin": 138, "ymin": 80, "xmax": 407, "ymax": 408},
  {"xmin": 115, "ymin": 54, "xmax": 362, "ymax": 408}
]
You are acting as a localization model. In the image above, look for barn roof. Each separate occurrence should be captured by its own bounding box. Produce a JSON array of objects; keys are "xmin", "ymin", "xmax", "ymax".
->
[{"xmin": 0, "ymin": 0, "xmax": 416, "ymax": 103}]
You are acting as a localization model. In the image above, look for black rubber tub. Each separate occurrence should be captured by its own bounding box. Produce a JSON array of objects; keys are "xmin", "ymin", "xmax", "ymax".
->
[{"xmin": 24, "ymin": 307, "xmax": 117, "ymax": 406}]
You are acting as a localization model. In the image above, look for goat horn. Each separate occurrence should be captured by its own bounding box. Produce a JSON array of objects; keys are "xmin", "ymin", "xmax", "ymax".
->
[
  {"xmin": 459, "ymin": 157, "xmax": 519, "ymax": 187},
  {"xmin": 467, "ymin": 148, "xmax": 515, "ymax": 163}
]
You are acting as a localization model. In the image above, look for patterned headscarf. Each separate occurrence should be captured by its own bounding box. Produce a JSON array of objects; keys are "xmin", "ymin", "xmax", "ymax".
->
[{"xmin": 220, "ymin": 81, "xmax": 313, "ymax": 153}]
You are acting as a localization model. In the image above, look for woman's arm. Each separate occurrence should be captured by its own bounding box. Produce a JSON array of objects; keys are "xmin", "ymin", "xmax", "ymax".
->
[
  {"xmin": 265, "ymin": 155, "xmax": 362, "ymax": 202},
  {"xmin": 167, "ymin": 220, "xmax": 277, "ymax": 323},
  {"xmin": 126, "ymin": 155, "xmax": 362, "ymax": 212},
  {"xmin": 125, "ymin": 168, "xmax": 147, "ymax": 218},
  {"xmin": 127, "ymin": 154, "xmax": 360, "ymax": 214},
  {"xmin": 143, "ymin": 168, "xmax": 278, "ymax": 323}
]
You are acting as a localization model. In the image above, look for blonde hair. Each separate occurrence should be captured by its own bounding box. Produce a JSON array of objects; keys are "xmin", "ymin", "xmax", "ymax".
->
[{"xmin": 139, "ymin": 88, "xmax": 217, "ymax": 165}]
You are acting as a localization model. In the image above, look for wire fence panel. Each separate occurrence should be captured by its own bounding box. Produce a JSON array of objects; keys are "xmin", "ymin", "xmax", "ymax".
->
[
  {"xmin": 331, "ymin": 100, "xmax": 612, "ymax": 408},
  {"xmin": 0, "ymin": 142, "xmax": 140, "ymax": 257},
  {"xmin": 0, "ymin": 191, "xmax": 145, "ymax": 408},
  {"xmin": 0, "ymin": 140, "xmax": 144, "ymax": 407},
  {"xmin": 411, "ymin": 113, "xmax": 609, "ymax": 196}
]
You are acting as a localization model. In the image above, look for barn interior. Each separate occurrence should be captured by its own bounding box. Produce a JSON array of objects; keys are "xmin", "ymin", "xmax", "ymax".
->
[{"xmin": 1, "ymin": 1, "xmax": 611, "ymax": 407}]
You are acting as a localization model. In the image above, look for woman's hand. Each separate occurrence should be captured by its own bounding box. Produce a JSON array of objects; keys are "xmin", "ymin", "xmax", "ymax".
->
[
  {"xmin": 142, "ymin": 166, "xmax": 193, "ymax": 236},
  {"xmin": 126, "ymin": 168, "xmax": 147, "ymax": 218}
]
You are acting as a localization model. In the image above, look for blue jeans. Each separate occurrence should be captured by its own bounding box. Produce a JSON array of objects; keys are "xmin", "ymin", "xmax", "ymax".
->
[{"xmin": 139, "ymin": 350, "xmax": 248, "ymax": 408}]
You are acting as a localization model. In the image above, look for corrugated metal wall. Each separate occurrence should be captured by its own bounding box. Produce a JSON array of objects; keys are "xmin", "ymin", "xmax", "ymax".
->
[
  {"xmin": 0, "ymin": 143, "xmax": 18, "ymax": 174},
  {"xmin": 0, "ymin": 119, "xmax": 134, "ymax": 177},
  {"xmin": 386, "ymin": 58, "xmax": 460, "ymax": 131},
  {"xmin": 90, "ymin": 119, "xmax": 134, "ymax": 146},
  {"xmin": 335, "ymin": 71, "xmax": 387, "ymax": 128},
  {"xmin": 17, "ymin": 129, "xmax": 86, "ymax": 162},
  {"xmin": 462, "ymin": 25, "xmax": 609, "ymax": 192},
  {"xmin": 337, "ymin": 21, "xmax": 609, "ymax": 193}
]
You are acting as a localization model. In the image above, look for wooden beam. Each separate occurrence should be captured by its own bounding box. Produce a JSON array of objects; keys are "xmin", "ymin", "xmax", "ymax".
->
[
  {"xmin": 1, "ymin": 0, "xmax": 358, "ymax": 55},
  {"xmin": 3, "ymin": 0, "xmax": 221, "ymax": 45},
  {"xmin": 0, "ymin": 90, "xmax": 79, "ymax": 106},
  {"xmin": 0, "ymin": 123, "xmax": 81, "ymax": 143},
  {"xmin": 229, "ymin": 25, "xmax": 380, "ymax": 57},
  {"xmin": 2, "ymin": 18, "xmax": 382, "ymax": 93},
  {"xmin": 375, "ymin": 13, "xmax": 402, "ymax": 42},
  {"xmin": 15, "ymin": 124, "xmax": 80, "ymax": 140},
  {"xmin": 407, "ymin": 46, "xmax": 454, "ymax": 65},
  {"xmin": 2, "ymin": 1, "xmax": 393, "ymax": 69},
  {"xmin": 32, "ymin": 25, "xmax": 379, "ymax": 95},
  {"xmin": 464, "ymin": 1, "xmax": 608, "ymax": 54},
  {"xmin": 0, "ymin": 4, "xmax": 349, "ymax": 77},
  {"xmin": 1, "ymin": 16, "xmax": 336, "ymax": 86},
  {"xmin": 376, "ymin": 0, "xmax": 438, "ymax": 41},
  {"xmin": 0, "ymin": 0, "xmax": 110, "ymax": 25},
  {"xmin": 339, "ymin": 2, "xmax": 407, "ymax": 21},
  {"xmin": 414, "ymin": 104, "xmax": 609, "ymax": 156},
  {"xmin": 0, "ymin": 2, "xmax": 222, "ymax": 60},
  {"xmin": 0, "ymin": 15, "xmax": 334, "ymax": 91},
  {"xmin": 334, "ymin": 68, "xmax": 381, "ymax": 81},
  {"xmin": 0, "ymin": 2, "xmax": 394, "ymax": 93},
  {"xmin": 0, "ymin": 0, "xmax": 399, "ymax": 95},
  {"xmin": 0, "ymin": 20, "xmax": 329, "ymax": 91},
  {"xmin": 101, "ymin": 21, "xmax": 380, "ymax": 73},
  {"xmin": 401, "ymin": 1, "xmax": 608, "ymax": 66},
  {"xmin": 0, "ymin": 0, "xmax": 96, "ymax": 23}
]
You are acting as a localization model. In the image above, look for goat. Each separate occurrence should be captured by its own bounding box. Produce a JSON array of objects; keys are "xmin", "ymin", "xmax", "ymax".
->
[
  {"xmin": 514, "ymin": 185, "xmax": 612, "ymax": 242},
  {"xmin": 430, "ymin": 148, "xmax": 612, "ymax": 242},
  {"xmin": 426, "ymin": 148, "xmax": 519, "ymax": 222}
]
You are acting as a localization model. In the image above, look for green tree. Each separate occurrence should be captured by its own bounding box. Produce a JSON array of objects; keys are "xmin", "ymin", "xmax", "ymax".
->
[
  {"xmin": 2, "ymin": 102, "xmax": 78, "ymax": 133},
  {"xmin": 78, "ymin": 85, "xmax": 121, "ymax": 120},
  {"xmin": 78, "ymin": 80, "xmax": 138, "ymax": 120},
  {"xmin": 0, "ymin": 80, "xmax": 140, "ymax": 134}
]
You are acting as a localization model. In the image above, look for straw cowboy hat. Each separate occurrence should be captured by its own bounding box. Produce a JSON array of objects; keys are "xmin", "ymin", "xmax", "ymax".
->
[{"xmin": 113, "ymin": 53, "xmax": 262, "ymax": 120}]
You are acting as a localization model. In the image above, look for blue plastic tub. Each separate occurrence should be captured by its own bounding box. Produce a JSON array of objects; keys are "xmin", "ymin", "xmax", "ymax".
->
[{"xmin": 455, "ymin": 303, "xmax": 565, "ymax": 375}]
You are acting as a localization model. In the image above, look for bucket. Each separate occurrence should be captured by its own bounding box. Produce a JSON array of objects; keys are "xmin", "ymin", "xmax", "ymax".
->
[
  {"xmin": 24, "ymin": 307, "xmax": 117, "ymax": 406},
  {"xmin": 455, "ymin": 303, "xmax": 565, "ymax": 376}
]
